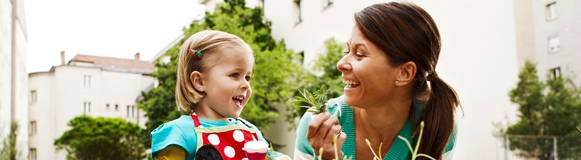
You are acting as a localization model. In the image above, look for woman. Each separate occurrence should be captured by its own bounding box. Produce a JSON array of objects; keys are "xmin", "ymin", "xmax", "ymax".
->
[{"xmin": 294, "ymin": 2, "xmax": 460, "ymax": 160}]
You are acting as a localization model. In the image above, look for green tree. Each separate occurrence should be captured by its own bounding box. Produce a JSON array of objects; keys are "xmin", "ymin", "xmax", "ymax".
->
[
  {"xmin": 54, "ymin": 115, "xmax": 146, "ymax": 160},
  {"xmin": 505, "ymin": 60, "xmax": 581, "ymax": 159},
  {"xmin": 0, "ymin": 122, "xmax": 21, "ymax": 160},
  {"xmin": 290, "ymin": 40, "xmax": 345, "ymax": 121},
  {"xmin": 138, "ymin": 0, "xmax": 304, "ymax": 147}
]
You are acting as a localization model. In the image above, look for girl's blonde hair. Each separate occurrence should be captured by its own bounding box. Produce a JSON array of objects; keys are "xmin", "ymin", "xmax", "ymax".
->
[{"xmin": 175, "ymin": 30, "xmax": 251, "ymax": 111}]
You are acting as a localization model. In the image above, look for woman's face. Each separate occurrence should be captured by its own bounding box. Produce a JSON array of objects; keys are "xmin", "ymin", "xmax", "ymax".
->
[{"xmin": 337, "ymin": 26, "xmax": 399, "ymax": 108}]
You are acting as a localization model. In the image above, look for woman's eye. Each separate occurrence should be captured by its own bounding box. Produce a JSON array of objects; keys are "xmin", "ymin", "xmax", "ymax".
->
[
  {"xmin": 343, "ymin": 50, "xmax": 349, "ymax": 54},
  {"xmin": 355, "ymin": 52, "xmax": 365, "ymax": 57},
  {"xmin": 245, "ymin": 76, "xmax": 251, "ymax": 81},
  {"xmin": 230, "ymin": 73, "xmax": 239, "ymax": 78}
]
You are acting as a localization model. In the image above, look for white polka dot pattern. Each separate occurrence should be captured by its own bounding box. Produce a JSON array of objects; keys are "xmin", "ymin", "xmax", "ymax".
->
[
  {"xmin": 242, "ymin": 158, "xmax": 249, "ymax": 160},
  {"xmin": 233, "ymin": 130, "xmax": 245, "ymax": 142},
  {"xmin": 224, "ymin": 146, "xmax": 235, "ymax": 158},
  {"xmin": 208, "ymin": 134, "xmax": 220, "ymax": 145}
]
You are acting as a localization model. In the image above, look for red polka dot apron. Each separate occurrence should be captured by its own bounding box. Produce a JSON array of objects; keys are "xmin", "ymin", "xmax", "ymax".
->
[{"xmin": 191, "ymin": 112, "xmax": 260, "ymax": 160}]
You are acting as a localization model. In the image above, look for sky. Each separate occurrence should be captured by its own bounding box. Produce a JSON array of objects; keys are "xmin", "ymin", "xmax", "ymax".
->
[{"xmin": 24, "ymin": 0, "xmax": 205, "ymax": 73}]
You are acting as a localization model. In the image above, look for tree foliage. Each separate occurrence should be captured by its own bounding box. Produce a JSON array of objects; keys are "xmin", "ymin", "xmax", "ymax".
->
[
  {"xmin": 289, "ymin": 40, "xmax": 345, "ymax": 121},
  {"xmin": 138, "ymin": 0, "xmax": 304, "ymax": 147},
  {"xmin": 505, "ymin": 60, "xmax": 581, "ymax": 159},
  {"xmin": 54, "ymin": 115, "xmax": 146, "ymax": 160},
  {"xmin": 0, "ymin": 121, "xmax": 21, "ymax": 160}
]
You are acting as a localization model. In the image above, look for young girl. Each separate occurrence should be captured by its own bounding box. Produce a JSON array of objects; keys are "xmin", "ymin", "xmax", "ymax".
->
[{"xmin": 151, "ymin": 30, "xmax": 290, "ymax": 160}]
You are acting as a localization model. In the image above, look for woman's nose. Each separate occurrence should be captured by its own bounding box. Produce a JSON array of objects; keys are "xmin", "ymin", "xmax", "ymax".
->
[{"xmin": 337, "ymin": 56, "xmax": 351, "ymax": 72}]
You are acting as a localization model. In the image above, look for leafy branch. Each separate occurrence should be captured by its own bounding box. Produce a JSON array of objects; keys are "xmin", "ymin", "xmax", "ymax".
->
[{"xmin": 295, "ymin": 87, "xmax": 331, "ymax": 114}]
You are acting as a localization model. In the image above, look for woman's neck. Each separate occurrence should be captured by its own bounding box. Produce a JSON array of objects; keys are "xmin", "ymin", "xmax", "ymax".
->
[{"xmin": 354, "ymin": 98, "xmax": 412, "ymax": 141}]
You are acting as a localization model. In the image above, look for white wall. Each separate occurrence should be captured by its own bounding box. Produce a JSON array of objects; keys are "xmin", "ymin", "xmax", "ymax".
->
[
  {"xmin": 533, "ymin": 0, "xmax": 581, "ymax": 85},
  {"xmin": 1, "ymin": 0, "xmax": 28, "ymax": 159},
  {"xmin": 28, "ymin": 72, "xmax": 53, "ymax": 160}
]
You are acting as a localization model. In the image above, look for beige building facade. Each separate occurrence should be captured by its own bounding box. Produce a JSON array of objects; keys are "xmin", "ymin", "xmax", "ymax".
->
[
  {"xmin": 514, "ymin": 0, "xmax": 581, "ymax": 84},
  {"xmin": 0, "ymin": 0, "xmax": 29, "ymax": 159},
  {"xmin": 28, "ymin": 53, "xmax": 154, "ymax": 160}
]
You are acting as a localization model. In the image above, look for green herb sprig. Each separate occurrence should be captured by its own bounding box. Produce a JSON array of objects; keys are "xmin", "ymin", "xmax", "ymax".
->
[{"xmin": 295, "ymin": 87, "xmax": 331, "ymax": 114}]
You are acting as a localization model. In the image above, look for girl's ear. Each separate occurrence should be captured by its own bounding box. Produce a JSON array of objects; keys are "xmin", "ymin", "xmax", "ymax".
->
[
  {"xmin": 190, "ymin": 71, "xmax": 205, "ymax": 92},
  {"xmin": 395, "ymin": 61, "xmax": 417, "ymax": 86}
]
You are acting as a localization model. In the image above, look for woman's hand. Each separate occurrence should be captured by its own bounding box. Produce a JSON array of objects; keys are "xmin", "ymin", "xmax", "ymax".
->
[{"xmin": 307, "ymin": 112, "xmax": 347, "ymax": 159}]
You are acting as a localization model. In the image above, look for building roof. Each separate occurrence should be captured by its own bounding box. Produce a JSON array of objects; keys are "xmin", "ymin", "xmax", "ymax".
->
[{"xmin": 68, "ymin": 54, "xmax": 154, "ymax": 72}]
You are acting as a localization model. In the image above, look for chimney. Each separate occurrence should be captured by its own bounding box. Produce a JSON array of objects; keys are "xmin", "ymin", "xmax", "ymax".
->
[
  {"xmin": 134, "ymin": 52, "xmax": 140, "ymax": 61},
  {"xmin": 60, "ymin": 51, "xmax": 65, "ymax": 65}
]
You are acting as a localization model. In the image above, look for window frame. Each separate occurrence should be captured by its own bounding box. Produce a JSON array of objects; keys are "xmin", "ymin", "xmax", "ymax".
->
[
  {"xmin": 548, "ymin": 34, "xmax": 560, "ymax": 53},
  {"xmin": 30, "ymin": 90, "xmax": 37, "ymax": 104},
  {"xmin": 546, "ymin": 2, "xmax": 557, "ymax": 21},
  {"xmin": 84, "ymin": 102, "xmax": 91, "ymax": 114}
]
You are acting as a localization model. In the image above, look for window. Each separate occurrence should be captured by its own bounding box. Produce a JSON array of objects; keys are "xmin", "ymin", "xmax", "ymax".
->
[
  {"xmin": 127, "ymin": 105, "xmax": 136, "ymax": 117},
  {"xmin": 323, "ymin": 0, "xmax": 333, "ymax": 9},
  {"xmin": 297, "ymin": 51, "xmax": 305, "ymax": 65},
  {"xmin": 293, "ymin": 0, "xmax": 302, "ymax": 25},
  {"xmin": 548, "ymin": 35, "xmax": 560, "ymax": 53},
  {"xmin": 546, "ymin": 2, "xmax": 557, "ymax": 20},
  {"xmin": 29, "ymin": 148, "xmax": 37, "ymax": 160},
  {"xmin": 115, "ymin": 104, "xmax": 119, "ymax": 111},
  {"xmin": 84, "ymin": 75, "xmax": 91, "ymax": 87},
  {"xmin": 84, "ymin": 102, "xmax": 91, "ymax": 114},
  {"xmin": 106, "ymin": 104, "xmax": 110, "ymax": 111},
  {"xmin": 29, "ymin": 121, "xmax": 37, "ymax": 135},
  {"xmin": 30, "ymin": 90, "xmax": 37, "ymax": 104},
  {"xmin": 550, "ymin": 67, "xmax": 561, "ymax": 79}
]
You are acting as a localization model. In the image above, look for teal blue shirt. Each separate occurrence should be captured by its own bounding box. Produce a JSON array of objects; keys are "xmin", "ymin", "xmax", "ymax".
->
[
  {"xmin": 151, "ymin": 115, "xmax": 285, "ymax": 160},
  {"xmin": 294, "ymin": 96, "xmax": 457, "ymax": 159}
]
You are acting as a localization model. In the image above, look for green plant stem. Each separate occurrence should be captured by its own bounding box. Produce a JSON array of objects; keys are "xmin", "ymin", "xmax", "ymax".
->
[{"xmin": 412, "ymin": 122, "xmax": 425, "ymax": 159}]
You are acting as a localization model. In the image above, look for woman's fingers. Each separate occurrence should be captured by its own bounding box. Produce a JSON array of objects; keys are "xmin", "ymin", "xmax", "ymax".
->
[
  {"xmin": 307, "ymin": 112, "xmax": 331, "ymax": 138},
  {"xmin": 306, "ymin": 112, "xmax": 343, "ymax": 159}
]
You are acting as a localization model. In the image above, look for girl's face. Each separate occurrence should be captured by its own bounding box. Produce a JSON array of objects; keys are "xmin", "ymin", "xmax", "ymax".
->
[
  {"xmin": 337, "ymin": 26, "xmax": 399, "ymax": 108},
  {"xmin": 198, "ymin": 45, "xmax": 254, "ymax": 119}
]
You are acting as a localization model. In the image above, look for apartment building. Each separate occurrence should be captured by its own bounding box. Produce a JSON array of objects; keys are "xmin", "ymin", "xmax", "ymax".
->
[
  {"xmin": 514, "ymin": 0, "xmax": 581, "ymax": 84},
  {"xmin": 0, "ymin": 0, "xmax": 29, "ymax": 159},
  {"xmin": 28, "ymin": 52, "xmax": 154, "ymax": 160}
]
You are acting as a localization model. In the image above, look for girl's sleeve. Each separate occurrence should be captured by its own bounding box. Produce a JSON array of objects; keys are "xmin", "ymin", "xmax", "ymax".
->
[
  {"xmin": 151, "ymin": 122, "xmax": 193, "ymax": 159},
  {"xmin": 293, "ymin": 112, "xmax": 317, "ymax": 160}
]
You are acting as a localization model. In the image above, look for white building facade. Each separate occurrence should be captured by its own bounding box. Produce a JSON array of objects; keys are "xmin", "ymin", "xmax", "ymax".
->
[
  {"xmin": 514, "ymin": 0, "xmax": 581, "ymax": 85},
  {"xmin": 0, "ymin": 0, "xmax": 29, "ymax": 159},
  {"xmin": 28, "ymin": 52, "xmax": 154, "ymax": 160}
]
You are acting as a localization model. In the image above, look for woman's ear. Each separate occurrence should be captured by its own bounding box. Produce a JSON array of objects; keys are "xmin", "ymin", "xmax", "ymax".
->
[
  {"xmin": 396, "ymin": 61, "xmax": 417, "ymax": 86},
  {"xmin": 190, "ymin": 71, "xmax": 204, "ymax": 92}
]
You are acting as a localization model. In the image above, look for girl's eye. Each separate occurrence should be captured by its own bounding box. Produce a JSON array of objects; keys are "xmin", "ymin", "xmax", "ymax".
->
[
  {"xmin": 343, "ymin": 50, "xmax": 349, "ymax": 54},
  {"xmin": 230, "ymin": 73, "xmax": 239, "ymax": 78},
  {"xmin": 245, "ymin": 76, "xmax": 251, "ymax": 81},
  {"xmin": 355, "ymin": 52, "xmax": 365, "ymax": 57}
]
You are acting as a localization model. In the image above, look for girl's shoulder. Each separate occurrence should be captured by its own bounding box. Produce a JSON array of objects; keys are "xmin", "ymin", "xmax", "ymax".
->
[{"xmin": 152, "ymin": 115, "xmax": 194, "ymax": 134}]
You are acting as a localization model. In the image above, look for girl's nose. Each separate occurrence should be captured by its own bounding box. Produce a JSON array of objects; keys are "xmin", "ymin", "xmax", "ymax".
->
[{"xmin": 240, "ymin": 81, "xmax": 250, "ymax": 90}]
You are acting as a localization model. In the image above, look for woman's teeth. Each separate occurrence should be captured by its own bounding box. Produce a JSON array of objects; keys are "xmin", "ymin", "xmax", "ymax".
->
[{"xmin": 343, "ymin": 79, "xmax": 360, "ymax": 87}]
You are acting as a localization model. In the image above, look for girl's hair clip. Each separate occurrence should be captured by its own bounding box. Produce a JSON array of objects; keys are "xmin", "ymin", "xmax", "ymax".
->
[{"xmin": 188, "ymin": 49, "xmax": 203, "ymax": 60}]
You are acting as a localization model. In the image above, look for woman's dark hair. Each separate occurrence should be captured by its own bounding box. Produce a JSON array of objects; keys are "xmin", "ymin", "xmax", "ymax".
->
[{"xmin": 354, "ymin": 2, "xmax": 460, "ymax": 159}]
